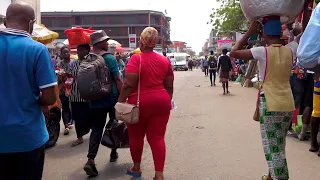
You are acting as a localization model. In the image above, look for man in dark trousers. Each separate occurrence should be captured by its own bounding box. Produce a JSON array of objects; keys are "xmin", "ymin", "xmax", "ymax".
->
[
  {"xmin": 217, "ymin": 49, "xmax": 232, "ymax": 94},
  {"xmin": 208, "ymin": 50, "xmax": 218, "ymax": 86},
  {"xmin": 84, "ymin": 30, "xmax": 123, "ymax": 177}
]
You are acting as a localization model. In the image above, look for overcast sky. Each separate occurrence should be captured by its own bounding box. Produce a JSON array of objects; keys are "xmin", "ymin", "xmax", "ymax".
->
[{"xmin": 40, "ymin": 0, "xmax": 219, "ymax": 52}]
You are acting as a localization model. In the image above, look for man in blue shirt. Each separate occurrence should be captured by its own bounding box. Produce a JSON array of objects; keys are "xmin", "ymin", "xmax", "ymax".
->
[
  {"xmin": 0, "ymin": 2, "xmax": 57, "ymax": 180},
  {"xmin": 83, "ymin": 30, "xmax": 123, "ymax": 177}
]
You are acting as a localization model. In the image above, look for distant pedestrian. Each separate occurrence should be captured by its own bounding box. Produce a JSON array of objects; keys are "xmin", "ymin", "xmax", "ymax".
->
[
  {"xmin": 208, "ymin": 51, "xmax": 217, "ymax": 86},
  {"xmin": 217, "ymin": 49, "xmax": 232, "ymax": 94},
  {"xmin": 203, "ymin": 56, "xmax": 209, "ymax": 76}
]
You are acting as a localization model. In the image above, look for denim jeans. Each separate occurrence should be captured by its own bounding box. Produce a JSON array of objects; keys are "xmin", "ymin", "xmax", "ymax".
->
[{"xmin": 209, "ymin": 70, "xmax": 217, "ymax": 85}]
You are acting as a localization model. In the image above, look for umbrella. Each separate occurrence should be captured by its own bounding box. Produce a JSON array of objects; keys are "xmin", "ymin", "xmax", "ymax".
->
[
  {"xmin": 108, "ymin": 39, "xmax": 121, "ymax": 46},
  {"xmin": 133, "ymin": 48, "xmax": 162, "ymax": 55},
  {"xmin": 116, "ymin": 46, "xmax": 124, "ymax": 53},
  {"xmin": 32, "ymin": 24, "xmax": 59, "ymax": 44}
]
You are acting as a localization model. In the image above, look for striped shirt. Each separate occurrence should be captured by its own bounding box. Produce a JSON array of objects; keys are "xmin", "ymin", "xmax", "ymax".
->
[
  {"xmin": 56, "ymin": 60, "xmax": 73, "ymax": 95},
  {"xmin": 69, "ymin": 60, "xmax": 86, "ymax": 102}
]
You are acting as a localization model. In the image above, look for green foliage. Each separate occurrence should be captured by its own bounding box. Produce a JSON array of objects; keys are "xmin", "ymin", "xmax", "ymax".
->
[{"xmin": 209, "ymin": 0, "xmax": 249, "ymax": 33}]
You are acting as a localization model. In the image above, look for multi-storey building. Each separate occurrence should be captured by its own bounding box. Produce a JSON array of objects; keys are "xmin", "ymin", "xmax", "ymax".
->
[
  {"xmin": 169, "ymin": 41, "xmax": 187, "ymax": 53},
  {"xmin": 41, "ymin": 10, "xmax": 171, "ymax": 51}
]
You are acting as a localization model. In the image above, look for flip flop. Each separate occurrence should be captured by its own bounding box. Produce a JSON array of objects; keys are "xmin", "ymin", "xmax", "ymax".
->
[
  {"xmin": 127, "ymin": 166, "xmax": 142, "ymax": 178},
  {"xmin": 262, "ymin": 174, "xmax": 272, "ymax": 180},
  {"xmin": 262, "ymin": 174, "xmax": 268, "ymax": 180}
]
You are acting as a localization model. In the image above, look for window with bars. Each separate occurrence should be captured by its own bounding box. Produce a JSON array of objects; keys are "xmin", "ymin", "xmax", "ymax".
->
[
  {"xmin": 108, "ymin": 27, "xmax": 124, "ymax": 36},
  {"xmin": 109, "ymin": 15, "xmax": 123, "ymax": 24},
  {"xmin": 41, "ymin": 18, "xmax": 53, "ymax": 27},
  {"xmin": 137, "ymin": 15, "xmax": 147, "ymax": 24},
  {"xmin": 94, "ymin": 16, "xmax": 107, "ymax": 24},
  {"xmin": 82, "ymin": 16, "xmax": 92, "ymax": 25},
  {"xmin": 122, "ymin": 15, "xmax": 136, "ymax": 24}
]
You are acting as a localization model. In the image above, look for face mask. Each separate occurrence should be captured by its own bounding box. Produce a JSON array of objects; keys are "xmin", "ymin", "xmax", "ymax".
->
[{"xmin": 28, "ymin": 19, "xmax": 36, "ymax": 34}]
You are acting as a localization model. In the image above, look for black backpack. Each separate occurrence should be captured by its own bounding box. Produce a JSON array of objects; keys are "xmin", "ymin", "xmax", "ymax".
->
[
  {"xmin": 208, "ymin": 56, "xmax": 217, "ymax": 69},
  {"xmin": 76, "ymin": 53, "xmax": 112, "ymax": 101}
]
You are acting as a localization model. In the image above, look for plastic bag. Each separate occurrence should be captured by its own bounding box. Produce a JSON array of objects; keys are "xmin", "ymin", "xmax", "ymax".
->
[
  {"xmin": 297, "ymin": 4, "xmax": 320, "ymax": 69},
  {"xmin": 240, "ymin": 0, "xmax": 305, "ymax": 24}
]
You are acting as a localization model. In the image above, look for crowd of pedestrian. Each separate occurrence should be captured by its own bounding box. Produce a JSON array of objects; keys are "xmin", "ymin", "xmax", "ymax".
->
[{"xmin": 0, "ymin": 2, "xmax": 174, "ymax": 180}]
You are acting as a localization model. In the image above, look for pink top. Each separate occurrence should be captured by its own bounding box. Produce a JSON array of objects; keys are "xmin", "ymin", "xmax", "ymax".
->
[{"xmin": 125, "ymin": 52, "xmax": 174, "ymax": 94}]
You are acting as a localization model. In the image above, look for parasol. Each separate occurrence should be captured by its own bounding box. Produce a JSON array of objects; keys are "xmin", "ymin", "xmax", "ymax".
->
[
  {"xmin": 133, "ymin": 48, "xmax": 162, "ymax": 55},
  {"xmin": 108, "ymin": 39, "xmax": 121, "ymax": 46},
  {"xmin": 32, "ymin": 24, "xmax": 59, "ymax": 44},
  {"xmin": 116, "ymin": 46, "xmax": 124, "ymax": 53}
]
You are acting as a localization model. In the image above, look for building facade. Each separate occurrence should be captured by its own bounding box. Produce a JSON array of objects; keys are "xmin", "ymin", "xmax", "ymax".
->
[
  {"xmin": 0, "ymin": 0, "xmax": 41, "ymax": 23},
  {"xmin": 41, "ymin": 10, "xmax": 171, "ymax": 51},
  {"xmin": 169, "ymin": 41, "xmax": 187, "ymax": 53}
]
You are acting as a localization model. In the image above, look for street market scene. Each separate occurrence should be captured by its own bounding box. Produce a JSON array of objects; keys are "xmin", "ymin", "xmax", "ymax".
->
[{"xmin": 2, "ymin": 0, "xmax": 320, "ymax": 180}]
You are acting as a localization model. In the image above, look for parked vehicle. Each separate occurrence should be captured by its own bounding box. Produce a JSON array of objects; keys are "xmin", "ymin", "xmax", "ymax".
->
[
  {"xmin": 43, "ymin": 85, "xmax": 61, "ymax": 149},
  {"xmin": 167, "ymin": 53, "xmax": 190, "ymax": 71}
]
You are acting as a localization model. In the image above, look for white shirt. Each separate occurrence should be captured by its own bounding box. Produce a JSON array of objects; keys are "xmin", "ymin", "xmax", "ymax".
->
[
  {"xmin": 250, "ymin": 41, "xmax": 299, "ymax": 81},
  {"xmin": 170, "ymin": 58, "xmax": 176, "ymax": 65}
]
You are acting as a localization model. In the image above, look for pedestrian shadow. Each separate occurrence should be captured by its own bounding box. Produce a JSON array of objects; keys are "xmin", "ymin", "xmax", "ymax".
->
[
  {"xmin": 67, "ymin": 162, "xmax": 132, "ymax": 180},
  {"xmin": 45, "ymin": 137, "xmax": 89, "ymax": 159}
]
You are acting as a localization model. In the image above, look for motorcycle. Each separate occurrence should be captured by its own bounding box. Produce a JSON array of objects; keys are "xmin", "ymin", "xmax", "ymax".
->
[{"xmin": 43, "ymin": 85, "xmax": 62, "ymax": 149}]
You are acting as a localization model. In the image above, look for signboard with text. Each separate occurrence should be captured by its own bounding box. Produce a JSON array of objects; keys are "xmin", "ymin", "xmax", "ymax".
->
[{"xmin": 129, "ymin": 34, "xmax": 136, "ymax": 48}]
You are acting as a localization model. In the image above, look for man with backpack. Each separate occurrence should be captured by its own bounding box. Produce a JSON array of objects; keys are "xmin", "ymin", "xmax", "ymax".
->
[
  {"xmin": 82, "ymin": 30, "xmax": 123, "ymax": 177},
  {"xmin": 208, "ymin": 50, "xmax": 218, "ymax": 86}
]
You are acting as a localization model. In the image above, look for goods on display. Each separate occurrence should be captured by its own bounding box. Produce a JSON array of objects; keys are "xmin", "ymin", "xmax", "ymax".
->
[
  {"xmin": 297, "ymin": 3, "xmax": 320, "ymax": 68},
  {"xmin": 65, "ymin": 27, "xmax": 95, "ymax": 45},
  {"xmin": 239, "ymin": 0, "xmax": 305, "ymax": 23},
  {"xmin": 217, "ymin": 40, "xmax": 233, "ymax": 50}
]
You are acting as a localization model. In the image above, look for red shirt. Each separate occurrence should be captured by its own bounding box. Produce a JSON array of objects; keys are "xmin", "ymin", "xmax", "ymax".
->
[{"xmin": 125, "ymin": 52, "xmax": 174, "ymax": 94}]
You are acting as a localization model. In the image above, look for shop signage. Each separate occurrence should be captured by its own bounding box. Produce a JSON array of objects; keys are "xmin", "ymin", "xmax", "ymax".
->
[{"xmin": 129, "ymin": 34, "xmax": 136, "ymax": 48}]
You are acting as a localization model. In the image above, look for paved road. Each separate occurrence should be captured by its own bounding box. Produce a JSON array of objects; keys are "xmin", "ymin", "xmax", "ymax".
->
[{"xmin": 43, "ymin": 70, "xmax": 320, "ymax": 180}]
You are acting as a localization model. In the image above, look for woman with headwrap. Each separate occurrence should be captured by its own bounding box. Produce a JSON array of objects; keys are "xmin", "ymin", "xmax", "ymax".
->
[
  {"xmin": 118, "ymin": 27, "xmax": 174, "ymax": 180},
  {"xmin": 230, "ymin": 17, "xmax": 301, "ymax": 180}
]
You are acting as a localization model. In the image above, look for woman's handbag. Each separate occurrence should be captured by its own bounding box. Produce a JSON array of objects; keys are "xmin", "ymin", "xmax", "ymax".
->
[{"xmin": 114, "ymin": 55, "xmax": 142, "ymax": 124}]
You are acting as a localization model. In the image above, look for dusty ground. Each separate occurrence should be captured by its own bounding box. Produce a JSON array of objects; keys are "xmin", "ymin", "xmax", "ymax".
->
[{"xmin": 43, "ymin": 70, "xmax": 320, "ymax": 180}]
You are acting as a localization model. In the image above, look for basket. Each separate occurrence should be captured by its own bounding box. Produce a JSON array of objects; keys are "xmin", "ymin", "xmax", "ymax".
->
[{"xmin": 64, "ymin": 27, "xmax": 95, "ymax": 46}]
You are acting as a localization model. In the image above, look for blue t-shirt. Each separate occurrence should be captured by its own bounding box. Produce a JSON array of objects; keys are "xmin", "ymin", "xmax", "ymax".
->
[
  {"xmin": 90, "ymin": 53, "xmax": 119, "ymax": 108},
  {"xmin": 0, "ymin": 28, "xmax": 57, "ymax": 153}
]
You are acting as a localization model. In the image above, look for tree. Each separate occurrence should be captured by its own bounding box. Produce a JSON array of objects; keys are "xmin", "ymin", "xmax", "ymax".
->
[{"xmin": 209, "ymin": 0, "xmax": 249, "ymax": 33}]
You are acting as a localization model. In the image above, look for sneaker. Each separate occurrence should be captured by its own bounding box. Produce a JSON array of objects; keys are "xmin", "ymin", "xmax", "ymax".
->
[
  {"xmin": 83, "ymin": 159, "xmax": 98, "ymax": 177},
  {"xmin": 110, "ymin": 151, "xmax": 118, "ymax": 162}
]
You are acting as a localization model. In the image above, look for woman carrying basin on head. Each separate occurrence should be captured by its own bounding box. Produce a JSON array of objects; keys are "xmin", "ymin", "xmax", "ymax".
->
[{"xmin": 230, "ymin": 17, "xmax": 301, "ymax": 180}]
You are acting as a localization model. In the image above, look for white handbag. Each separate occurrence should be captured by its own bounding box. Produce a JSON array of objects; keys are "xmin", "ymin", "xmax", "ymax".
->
[{"xmin": 115, "ymin": 55, "xmax": 141, "ymax": 124}]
